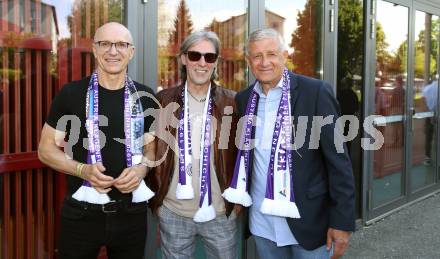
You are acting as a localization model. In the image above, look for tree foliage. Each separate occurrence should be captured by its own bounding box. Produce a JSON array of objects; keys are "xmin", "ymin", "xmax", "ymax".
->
[
  {"xmin": 392, "ymin": 15, "xmax": 440, "ymax": 79},
  {"xmin": 337, "ymin": 0, "xmax": 364, "ymax": 83},
  {"xmin": 375, "ymin": 22, "xmax": 390, "ymax": 76},
  {"xmin": 169, "ymin": 0, "xmax": 193, "ymax": 47},
  {"xmin": 414, "ymin": 16, "xmax": 439, "ymax": 79},
  {"xmin": 290, "ymin": 0, "xmax": 322, "ymax": 78}
]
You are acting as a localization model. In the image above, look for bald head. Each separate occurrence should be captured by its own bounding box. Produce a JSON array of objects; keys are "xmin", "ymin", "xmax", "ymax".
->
[
  {"xmin": 92, "ymin": 22, "xmax": 135, "ymax": 78},
  {"xmin": 94, "ymin": 22, "xmax": 133, "ymax": 45}
]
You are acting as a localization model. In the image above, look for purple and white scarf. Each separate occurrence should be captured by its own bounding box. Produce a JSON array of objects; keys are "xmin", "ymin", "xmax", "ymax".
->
[
  {"xmin": 176, "ymin": 83, "xmax": 216, "ymax": 222},
  {"xmin": 71, "ymin": 71, "xmax": 155, "ymax": 204},
  {"xmin": 223, "ymin": 69, "xmax": 300, "ymax": 218}
]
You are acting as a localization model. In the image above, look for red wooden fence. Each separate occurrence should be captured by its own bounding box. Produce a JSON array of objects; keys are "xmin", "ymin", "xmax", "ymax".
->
[
  {"xmin": 0, "ymin": 1, "xmax": 122, "ymax": 258},
  {"xmin": 0, "ymin": 1, "xmax": 60, "ymax": 258}
]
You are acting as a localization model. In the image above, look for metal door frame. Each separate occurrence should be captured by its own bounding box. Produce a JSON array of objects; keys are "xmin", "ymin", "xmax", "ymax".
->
[
  {"xmin": 407, "ymin": 0, "xmax": 440, "ymax": 201},
  {"xmin": 363, "ymin": 0, "xmax": 440, "ymax": 224},
  {"xmin": 363, "ymin": 0, "xmax": 411, "ymax": 223}
]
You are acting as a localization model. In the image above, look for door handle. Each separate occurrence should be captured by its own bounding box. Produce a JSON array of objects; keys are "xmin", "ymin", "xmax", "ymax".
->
[
  {"xmin": 409, "ymin": 107, "xmax": 415, "ymax": 132},
  {"xmin": 410, "ymin": 107, "xmax": 416, "ymax": 116}
]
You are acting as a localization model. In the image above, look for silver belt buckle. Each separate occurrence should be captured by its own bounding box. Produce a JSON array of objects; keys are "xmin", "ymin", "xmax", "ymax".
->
[{"xmin": 102, "ymin": 200, "xmax": 118, "ymax": 213}]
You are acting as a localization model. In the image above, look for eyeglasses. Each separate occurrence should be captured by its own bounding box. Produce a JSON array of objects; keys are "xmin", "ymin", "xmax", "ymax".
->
[
  {"xmin": 94, "ymin": 41, "xmax": 132, "ymax": 52},
  {"xmin": 185, "ymin": 51, "xmax": 218, "ymax": 63}
]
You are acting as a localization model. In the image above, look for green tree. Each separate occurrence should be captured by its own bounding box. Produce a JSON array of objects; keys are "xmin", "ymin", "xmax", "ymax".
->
[
  {"xmin": 107, "ymin": 0, "xmax": 124, "ymax": 24},
  {"xmin": 392, "ymin": 15, "xmax": 439, "ymax": 79},
  {"xmin": 68, "ymin": 0, "xmax": 124, "ymax": 40},
  {"xmin": 290, "ymin": 0, "xmax": 322, "ymax": 78},
  {"xmin": 390, "ymin": 23, "xmax": 437, "ymax": 77},
  {"xmin": 389, "ymin": 40, "xmax": 407, "ymax": 75},
  {"xmin": 337, "ymin": 0, "xmax": 364, "ymax": 83},
  {"xmin": 160, "ymin": 0, "xmax": 194, "ymax": 87},
  {"xmin": 414, "ymin": 16, "xmax": 439, "ymax": 79},
  {"xmin": 169, "ymin": 0, "xmax": 193, "ymax": 47},
  {"xmin": 375, "ymin": 22, "xmax": 392, "ymax": 76}
]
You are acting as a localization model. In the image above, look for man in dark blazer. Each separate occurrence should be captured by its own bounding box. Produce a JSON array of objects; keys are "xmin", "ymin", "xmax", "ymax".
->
[{"xmin": 232, "ymin": 28, "xmax": 355, "ymax": 259}]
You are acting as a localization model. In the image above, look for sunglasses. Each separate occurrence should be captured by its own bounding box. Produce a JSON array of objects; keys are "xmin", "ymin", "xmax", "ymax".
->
[{"xmin": 185, "ymin": 51, "xmax": 218, "ymax": 63}]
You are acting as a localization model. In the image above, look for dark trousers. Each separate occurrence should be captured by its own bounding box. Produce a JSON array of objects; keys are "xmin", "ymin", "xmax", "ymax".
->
[
  {"xmin": 425, "ymin": 118, "xmax": 435, "ymax": 158},
  {"xmin": 58, "ymin": 198, "xmax": 148, "ymax": 259}
]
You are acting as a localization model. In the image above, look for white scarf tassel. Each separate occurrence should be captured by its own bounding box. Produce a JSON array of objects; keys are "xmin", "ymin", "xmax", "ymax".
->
[
  {"xmin": 72, "ymin": 179, "xmax": 154, "ymax": 204},
  {"xmin": 132, "ymin": 180, "xmax": 155, "ymax": 202},
  {"xmin": 193, "ymin": 204, "xmax": 216, "ymax": 222},
  {"xmin": 222, "ymin": 157, "xmax": 252, "ymax": 207},
  {"xmin": 176, "ymin": 183, "xmax": 195, "ymax": 199},
  {"xmin": 131, "ymin": 155, "xmax": 155, "ymax": 202},
  {"xmin": 72, "ymin": 186, "xmax": 111, "ymax": 205},
  {"xmin": 260, "ymin": 198, "xmax": 301, "ymax": 218},
  {"xmin": 222, "ymin": 187, "xmax": 252, "ymax": 207}
]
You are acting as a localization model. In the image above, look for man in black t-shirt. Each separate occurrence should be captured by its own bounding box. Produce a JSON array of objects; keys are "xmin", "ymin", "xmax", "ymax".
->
[{"xmin": 38, "ymin": 22, "xmax": 157, "ymax": 259}]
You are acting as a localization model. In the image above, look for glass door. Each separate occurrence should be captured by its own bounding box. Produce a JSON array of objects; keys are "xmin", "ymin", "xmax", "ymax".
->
[
  {"xmin": 370, "ymin": 0, "xmax": 409, "ymax": 212},
  {"xmin": 409, "ymin": 8, "xmax": 439, "ymax": 193},
  {"xmin": 366, "ymin": 0, "xmax": 440, "ymax": 221}
]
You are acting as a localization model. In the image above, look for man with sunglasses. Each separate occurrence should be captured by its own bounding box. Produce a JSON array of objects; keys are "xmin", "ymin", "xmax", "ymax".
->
[
  {"xmin": 38, "ymin": 22, "xmax": 157, "ymax": 258},
  {"xmin": 150, "ymin": 31, "xmax": 239, "ymax": 258}
]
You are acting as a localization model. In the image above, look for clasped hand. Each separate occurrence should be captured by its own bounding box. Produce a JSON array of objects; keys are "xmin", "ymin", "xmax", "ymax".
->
[{"xmin": 81, "ymin": 162, "xmax": 147, "ymax": 193}]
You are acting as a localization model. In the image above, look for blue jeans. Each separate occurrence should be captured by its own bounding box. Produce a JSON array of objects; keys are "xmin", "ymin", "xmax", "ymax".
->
[{"xmin": 254, "ymin": 235, "xmax": 333, "ymax": 259}]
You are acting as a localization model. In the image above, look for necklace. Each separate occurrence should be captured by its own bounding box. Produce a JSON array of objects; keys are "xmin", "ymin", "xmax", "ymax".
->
[{"xmin": 188, "ymin": 90, "xmax": 206, "ymax": 102}]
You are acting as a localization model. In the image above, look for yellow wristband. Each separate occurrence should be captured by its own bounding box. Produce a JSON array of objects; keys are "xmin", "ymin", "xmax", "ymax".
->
[
  {"xmin": 79, "ymin": 163, "xmax": 85, "ymax": 178},
  {"xmin": 76, "ymin": 163, "xmax": 85, "ymax": 178}
]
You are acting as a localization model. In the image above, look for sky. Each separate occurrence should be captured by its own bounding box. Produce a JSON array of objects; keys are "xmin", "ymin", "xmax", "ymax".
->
[
  {"xmin": 376, "ymin": 0, "xmax": 409, "ymax": 52},
  {"xmin": 264, "ymin": 0, "xmax": 302, "ymax": 53},
  {"xmin": 42, "ymin": 0, "xmax": 75, "ymax": 39},
  {"xmin": 376, "ymin": 0, "xmax": 435, "ymax": 52}
]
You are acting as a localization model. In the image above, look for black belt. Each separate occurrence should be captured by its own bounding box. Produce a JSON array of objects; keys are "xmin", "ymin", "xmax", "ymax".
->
[{"xmin": 65, "ymin": 197, "xmax": 147, "ymax": 213}]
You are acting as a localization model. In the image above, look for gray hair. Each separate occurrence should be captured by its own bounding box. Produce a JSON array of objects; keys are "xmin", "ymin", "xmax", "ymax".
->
[
  {"xmin": 245, "ymin": 28, "xmax": 286, "ymax": 55},
  {"xmin": 178, "ymin": 31, "xmax": 220, "ymax": 81}
]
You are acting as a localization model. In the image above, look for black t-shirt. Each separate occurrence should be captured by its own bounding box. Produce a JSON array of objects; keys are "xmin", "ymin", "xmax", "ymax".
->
[{"xmin": 46, "ymin": 76, "xmax": 158, "ymax": 200}]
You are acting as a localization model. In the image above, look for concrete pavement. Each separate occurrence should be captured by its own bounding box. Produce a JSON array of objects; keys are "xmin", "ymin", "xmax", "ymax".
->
[{"xmin": 345, "ymin": 193, "xmax": 440, "ymax": 258}]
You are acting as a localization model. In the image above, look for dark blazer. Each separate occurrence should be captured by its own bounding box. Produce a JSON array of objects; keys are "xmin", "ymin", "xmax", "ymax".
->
[{"xmin": 235, "ymin": 71, "xmax": 355, "ymax": 250}]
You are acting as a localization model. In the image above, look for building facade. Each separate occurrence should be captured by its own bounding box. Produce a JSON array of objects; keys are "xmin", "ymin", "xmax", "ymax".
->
[{"xmin": 0, "ymin": 0, "xmax": 439, "ymax": 258}]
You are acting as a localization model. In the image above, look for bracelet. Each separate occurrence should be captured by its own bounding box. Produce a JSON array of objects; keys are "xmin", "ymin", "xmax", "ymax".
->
[
  {"xmin": 139, "ymin": 161, "xmax": 149, "ymax": 168},
  {"xmin": 76, "ymin": 163, "xmax": 85, "ymax": 178}
]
